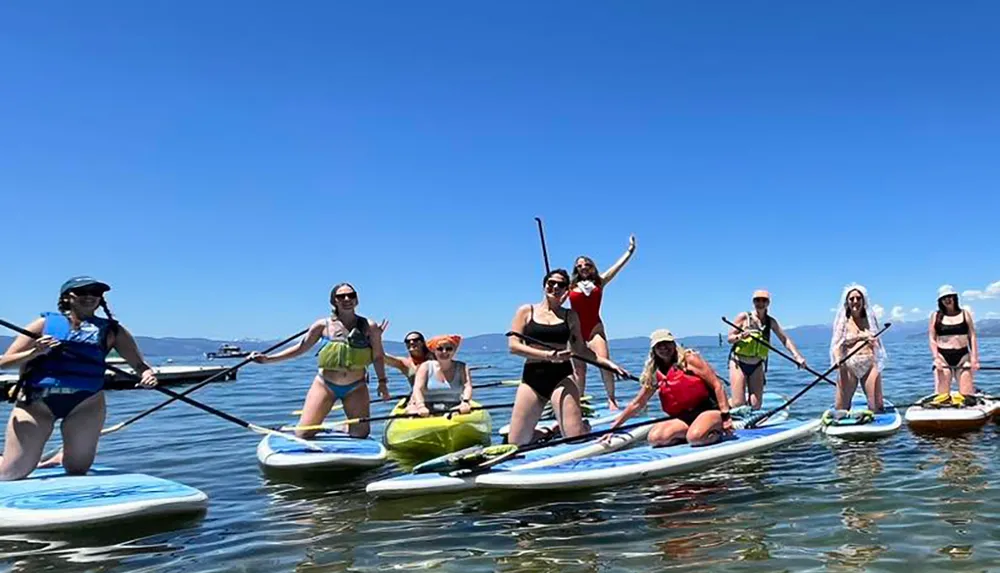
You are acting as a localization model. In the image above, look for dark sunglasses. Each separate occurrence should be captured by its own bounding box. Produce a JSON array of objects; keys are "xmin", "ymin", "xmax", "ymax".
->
[
  {"xmin": 435, "ymin": 345, "xmax": 456, "ymax": 353},
  {"xmin": 847, "ymin": 296, "xmax": 863, "ymax": 303},
  {"xmin": 546, "ymin": 280, "xmax": 568, "ymax": 290},
  {"xmin": 70, "ymin": 288, "xmax": 105, "ymax": 297},
  {"xmin": 753, "ymin": 298, "xmax": 769, "ymax": 304},
  {"xmin": 404, "ymin": 338, "xmax": 424, "ymax": 346},
  {"xmin": 334, "ymin": 292, "xmax": 358, "ymax": 301}
]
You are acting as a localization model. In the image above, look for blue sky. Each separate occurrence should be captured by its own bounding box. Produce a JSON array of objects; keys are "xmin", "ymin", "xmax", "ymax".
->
[{"xmin": 2, "ymin": 1, "xmax": 998, "ymax": 340}]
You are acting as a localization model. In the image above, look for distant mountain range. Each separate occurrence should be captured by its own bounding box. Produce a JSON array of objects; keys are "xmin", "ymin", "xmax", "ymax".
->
[{"xmin": 1, "ymin": 319, "xmax": 997, "ymax": 356}]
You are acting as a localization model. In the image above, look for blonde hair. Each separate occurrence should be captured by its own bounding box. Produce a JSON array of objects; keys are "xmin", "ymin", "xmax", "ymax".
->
[{"xmin": 639, "ymin": 343, "xmax": 690, "ymax": 389}]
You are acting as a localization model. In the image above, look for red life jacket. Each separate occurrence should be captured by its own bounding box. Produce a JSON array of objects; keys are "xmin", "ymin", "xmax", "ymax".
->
[{"xmin": 656, "ymin": 366, "xmax": 711, "ymax": 416}]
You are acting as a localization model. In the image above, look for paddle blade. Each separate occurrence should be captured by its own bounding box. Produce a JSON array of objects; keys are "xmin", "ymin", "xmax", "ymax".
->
[{"xmin": 412, "ymin": 444, "xmax": 518, "ymax": 474}]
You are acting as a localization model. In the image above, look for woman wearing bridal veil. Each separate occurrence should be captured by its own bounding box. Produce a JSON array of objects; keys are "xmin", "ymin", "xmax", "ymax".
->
[{"xmin": 830, "ymin": 283, "xmax": 886, "ymax": 412}]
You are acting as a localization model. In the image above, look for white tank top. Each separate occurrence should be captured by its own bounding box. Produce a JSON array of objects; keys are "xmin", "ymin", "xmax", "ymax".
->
[{"xmin": 423, "ymin": 361, "xmax": 464, "ymax": 404}]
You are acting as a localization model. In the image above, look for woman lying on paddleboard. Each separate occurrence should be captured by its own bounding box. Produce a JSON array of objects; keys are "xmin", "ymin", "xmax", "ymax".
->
[
  {"xmin": 605, "ymin": 329, "xmax": 732, "ymax": 447},
  {"xmin": 507, "ymin": 269, "xmax": 629, "ymax": 446},
  {"xmin": 384, "ymin": 331, "xmax": 433, "ymax": 387},
  {"xmin": 929, "ymin": 285, "xmax": 979, "ymax": 399},
  {"xmin": 250, "ymin": 282, "xmax": 390, "ymax": 438},
  {"xmin": 831, "ymin": 284, "xmax": 885, "ymax": 412},
  {"xmin": 0, "ymin": 277, "xmax": 158, "ymax": 480},
  {"xmin": 407, "ymin": 334, "xmax": 473, "ymax": 417},
  {"xmin": 727, "ymin": 289, "xmax": 806, "ymax": 412},
  {"xmin": 568, "ymin": 235, "xmax": 636, "ymax": 411}
]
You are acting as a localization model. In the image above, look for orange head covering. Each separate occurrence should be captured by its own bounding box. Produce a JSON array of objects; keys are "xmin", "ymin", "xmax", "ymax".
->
[{"xmin": 426, "ymin": 334, "xmax": 462, "ymax": 351}]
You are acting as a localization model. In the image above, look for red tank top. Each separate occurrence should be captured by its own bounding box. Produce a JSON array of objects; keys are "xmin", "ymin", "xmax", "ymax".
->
[
  {"xmin": 568, "ymin": 284, "xmax": 603, "ymax": 339},
  {"xmin": 656, "ymin": 367, "xmax": 711, "ymax": 417}
]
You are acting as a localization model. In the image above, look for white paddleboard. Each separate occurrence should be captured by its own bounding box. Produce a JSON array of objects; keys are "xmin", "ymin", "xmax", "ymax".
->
[
  {"xmin": 0, "ymin": 466, "xmax": 207, "ymax": 532},
  {"xmin": 904, "ymin": 393, "xmax": 1000, "ymax": 432},
  {"xmin": 475, "ymin": 418, "xmax": 821, "ymax": 491},
  {"xmin": 821, "ymin": 394, "xmax": 901, "ymax": 439},
  {"xmin": 257, "ymin": 432, "xmax": 387, "ymax": 470}
]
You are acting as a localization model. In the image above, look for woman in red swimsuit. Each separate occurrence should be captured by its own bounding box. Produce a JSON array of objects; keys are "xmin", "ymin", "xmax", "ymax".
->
[
  {"xmin": 569, "ymin": 235, "xmax": 636, "ymax": 410},
  {"xmin": 605, "ymin": 329, "xmax": 732, "ymax": 447}
]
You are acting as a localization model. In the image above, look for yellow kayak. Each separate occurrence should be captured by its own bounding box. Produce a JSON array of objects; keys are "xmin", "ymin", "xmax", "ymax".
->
[{"xmin": 382, "ymin": 399, "xmax": 492, "ymax": 459}]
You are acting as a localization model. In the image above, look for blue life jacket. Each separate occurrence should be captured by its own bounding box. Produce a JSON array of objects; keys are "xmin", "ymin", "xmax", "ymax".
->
[{"xmin": 22, "ymin": 312, "xmax": 113, "ymax": 392}]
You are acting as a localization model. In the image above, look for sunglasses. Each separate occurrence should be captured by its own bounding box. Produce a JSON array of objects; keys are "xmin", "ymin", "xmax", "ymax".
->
[
  {"xmin": 435, "ymin": 345, "xmax": 456, "ymax": 353},
  {"xmin": 753, "ymin": 298, "xmax": 769, "ymax": 304},
  {"xmin": 404, "ymin": 338, "xmax": 424, "ymax": 346},
  {"xmin": 847, "ymin": 296, "xmax": 863, "ymax": 303},
  {"xmin": 546, "ymin": 280, "xmax": 568, "ymax": 291},
  {"xmin": 70, "ymin": 288, "xmax": 105, "ymax": 298},
  {"xmin": 334, "ymin": 292, "xmax": 358, "ymax": 301}
]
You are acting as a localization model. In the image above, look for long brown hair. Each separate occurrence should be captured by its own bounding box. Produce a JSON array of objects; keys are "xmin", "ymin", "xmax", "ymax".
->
[{"xmin": 570, "ymin": 256, "xmax": 602, "ymax": 288}]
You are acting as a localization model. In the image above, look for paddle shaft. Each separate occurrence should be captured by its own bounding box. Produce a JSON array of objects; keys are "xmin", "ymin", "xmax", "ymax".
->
[
  {"xmin": 103, "ymin": 328, "xmax": 309, "ymax": 433},
  {"xmin": 1, "ymin": 318, "xmax": 266, "ymax": 433},
  {"xmin": 535, "ymin": 217, "xmax": 551, "ymax": 275},
  {"xmin": 723, "ymin": 316, "xmax": 835, "ymax": 387},
  {"xmin": 506, "ymin": 331, "xmax": 638, "ymax": 382},
  {"xmin": 747, "ymin": 322, "xmax": 892, "ymax": 429},
  {"xmin": 286, "ymin": 401, "xmax": 517, "ymax": 430},
  {"xmin": 929, "ymin": 366, "xmax": 1000, "ymax": 371}
]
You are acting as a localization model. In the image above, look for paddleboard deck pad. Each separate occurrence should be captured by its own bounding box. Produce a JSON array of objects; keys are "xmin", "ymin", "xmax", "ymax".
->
[
  {"xmin": 474, "ymin": 418, "xmax": 821, "ymax": 491},
  {"xmin": 0, "ymin": 466, "xmax": 207, "ymax": 532},
  {"xmin": 257, "ymin": 432, "xmax": 387, "ymax": 470},
  {"xmin": 821, "ymin": 394, "xmax": 901, "ymax": 438}
]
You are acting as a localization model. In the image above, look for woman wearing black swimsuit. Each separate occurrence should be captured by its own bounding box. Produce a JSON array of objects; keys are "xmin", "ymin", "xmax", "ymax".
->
[
  {"xmin": 507, "ymin": 269, "xmax": 628, "ymax": 446},
  {"xmin": 929, "ymin": 285, "xmax": 979, "ymax": 397}
]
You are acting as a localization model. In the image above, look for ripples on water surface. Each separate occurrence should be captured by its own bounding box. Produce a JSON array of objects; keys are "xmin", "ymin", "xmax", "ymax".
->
[{"xmin": 2, "ymin": 340, "xmax": 999, "ymax": 571}]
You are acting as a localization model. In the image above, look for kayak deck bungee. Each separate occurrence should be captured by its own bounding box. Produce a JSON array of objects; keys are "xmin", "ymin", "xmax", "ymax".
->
[
  {"xmin": 257, "ymin": 432, "xmax": 387, "ymax": 470},
  {"xmin": 474, "ymin": 418, "xmax": 821, "ymax": 491},
  {"xmin": 366, "ymin": 415, "xmax": 655, "ymax": 497},
  {"xmin": 382, "ymin": 398, "xmax": 492, "ymax": 459},
  {"xmin": 821, "ymin": 393, "xmax": 901, "ymax": 439},
  {"xmin": 904, "ymin": 392, "xmax": 1000, "ymax": 432},
  {"xmin": 0, "ymin": 466, "xmax": 207, "ymax": 532}
]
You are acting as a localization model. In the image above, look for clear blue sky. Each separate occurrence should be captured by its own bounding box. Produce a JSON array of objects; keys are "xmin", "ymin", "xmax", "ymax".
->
[{"xmin": 2, "ymin": 1, "xmax": 998, "ymax": 341}]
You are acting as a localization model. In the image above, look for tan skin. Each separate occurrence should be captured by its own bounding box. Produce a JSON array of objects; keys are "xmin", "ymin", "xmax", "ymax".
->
[
  {"xmin": 407, "ymin": 344, "xmax": 473, "ymax": 417},
  {"xmin": 833, "ymin": 289, "xmax": 884, "ymax": 411},
  {"xmin": 727, "ymin": 297, "xmax": 806, "ymax": 409},
  {"xmin": 571, "ymin": 235, "xmax": 636, "ymax": 411},
  {"xmin": 607, "ymin": 342, "xmax": 732, "ymax": 447},
  {"xmin": 507, "ymin": 273, "xmax": 629, "ymax": 446},
  {"xmin": 0, "ymin": 291, "xmax": 157, "ymax": 480},
  {"xmin": 929, "ymin": 295, "xmax": 979, "ymax": 395},
  {"xmin": 384, "ymin": 332, "xmax": 432, "ymax": 387},
  {"xmin": 249, "ymin": 285, "xmax": 389, "ymax": 438}
]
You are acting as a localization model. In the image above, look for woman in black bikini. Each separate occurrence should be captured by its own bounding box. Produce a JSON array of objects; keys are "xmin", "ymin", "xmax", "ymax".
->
[
  {"xmin": 506, "ymin": 269, "xmax": 628, "ymax": 446},
  {"xmin": 929, "ymin": 285, "xmax": 979, "ymax": 397}
]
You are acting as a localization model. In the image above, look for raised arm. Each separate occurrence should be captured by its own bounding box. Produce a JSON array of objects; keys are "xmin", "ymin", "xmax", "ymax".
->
[
  {"xmin": 599, "ymin": 235, "xmax": 636, "ymax": 286},
  {"xmin": 0, "ymin": 317, "xmax": 48, "ymax": 370}
]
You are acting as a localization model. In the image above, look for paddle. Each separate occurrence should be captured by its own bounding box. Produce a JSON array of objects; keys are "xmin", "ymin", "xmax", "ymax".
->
[
  {"xmin": 469, "ymin": 365, "xmax": 494, "ymax": 372},
  {"xmin": 300, "ymin": 380, "xmax": 514, "ymax": 415},
  {"xmin": 535, "ymin": 217, "xmax": 551, "ymax": 274},
  {"xmin": 722, "ymin": 317, "xmax": 836, "ymax": 387},
  {"xmin": 506, "ymin": 331, "xmax": 637, "ymax": 381},
  {"xmin": 282, "ymin": 401, "xmax": 517, "ymax": 432},
  {"xmin": 745, "ymin": 322, "xmax": 892, "ymax": 429},
  {"xmin": 0, "ymin": 318, "xmax": 322, "ymax": 451},
  {"xmin": 928, "ymin": 366, "xmax": 1000, "ymax": 371}
]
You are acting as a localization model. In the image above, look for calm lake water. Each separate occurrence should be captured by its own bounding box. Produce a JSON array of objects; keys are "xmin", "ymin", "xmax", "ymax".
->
[{"xmin": 1, "ymin": 338, "xmax": 999, "ymax": 572}]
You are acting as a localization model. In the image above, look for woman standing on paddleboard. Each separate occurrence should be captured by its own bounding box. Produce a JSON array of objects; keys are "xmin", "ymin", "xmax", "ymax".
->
[
  {"xmin": 831, "ymin": 284, "xmax": 886, "ymax": 412},
  {"xmin": 250, "ymin": 283, "xmax": 390, "ymax": 438},
  {"xmin": 929, "ymin": 285, "xmax": 979, "ymax": 399},
  {"xmin": 606, "ymin": 329, "xmax": 732, "ymax": 446},
  {"xmin": 568, "ymin": 235, "xmax": 636, "ymax": 410},
  {"xmin": 727, "ymin": 290, "xmax": 806, "ymax": 412},
  {"xmin": 407, "ymin": 334, "xmax": 473, "ymax": 417},
  {"xmin": 384, "ymin": 331, "xmax": 433, "ymax": 387},
  {"xmin": 507, "ymin": 269, "xmax": 629, "ymax": 446},
  {"xmin": 0, "ymin": 277, "xmax": 158, "ymax": 480}
]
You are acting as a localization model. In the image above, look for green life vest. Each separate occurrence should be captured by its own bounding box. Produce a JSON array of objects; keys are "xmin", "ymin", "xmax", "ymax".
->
[
  {"xmin": 732, "ymin": 311, "xmax": 772, "ymax": 360},
  {"xmin": 317, "ymin": 314, "xmax": 374, "ymax": 371}
]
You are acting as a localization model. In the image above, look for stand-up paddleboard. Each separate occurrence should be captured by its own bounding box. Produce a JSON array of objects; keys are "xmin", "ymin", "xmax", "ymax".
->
[
  {"xmin": 821, "ymin": 393, "xmax": 901, "ymax": 439},
  {"xmin": 904, "ymin": 393, "xmax": 1000, "ymax": 433},
  {"xmin": 366, "ymin": 416, "xmax": 654, "ymax": 497},
  {"xmin": 257, "ymin": 432, "xmax": 387, "ymax": 470},
  {"xmin": 497, "ymin": 400, "xmax": 616, "ymax": 440},
  {"xmin": 728, "ymin": 392, "xmax": 790, "ymax": 427},
  {"xmin": 0, "ymin": 466, "xmax": 207, "ymax": 532},
  {"xmin": 475, "ymin": 418, "xmax": 821, "ymax": 491}
]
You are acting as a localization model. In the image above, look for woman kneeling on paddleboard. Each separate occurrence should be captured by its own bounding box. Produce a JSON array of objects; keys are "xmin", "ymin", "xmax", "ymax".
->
[
  {"xmin": 507, "ymin": 269, "xmax": 628, "ymax": 446},
  {"xmin": 568, "ymin": 235, "xmax": 636, "ymax": 410},
  {"xmin": 607, "ymin": 329, "xmax": 732, "ymax": 447},
  {"xmin": 384, "ymin": 331, "xmax": 433, "ymax": 387},
  {"xmin": 929, "ymin": 285, "xmax": 979, "ymax": 399},
  {"xmin": 250, "ymin": 282, "xmax": 390, "ymax": 438},
  {"xmin": 407, "ymin": 334, "xmax": 473, "ymax": 417},
  {"xmin": 0, "ymin": 277, "xmax": 158, "ymax": 480},
  {"xmin": 831, "ymin": 284, "xmax": 886, "ymax": 412}
]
